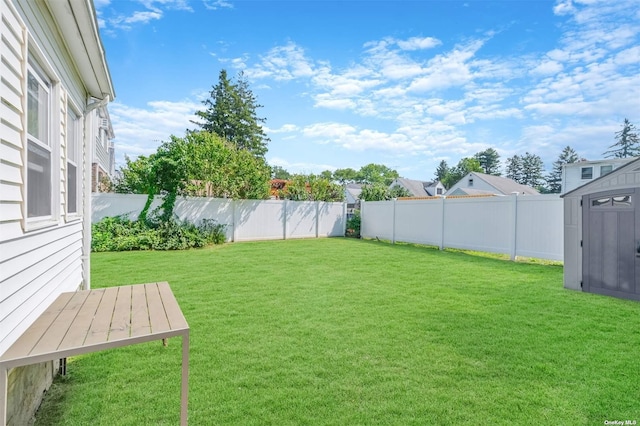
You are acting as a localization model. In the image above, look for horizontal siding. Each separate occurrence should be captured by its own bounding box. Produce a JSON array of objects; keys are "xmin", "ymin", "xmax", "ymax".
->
[
  {"xmin": 0, "ymin": 221, "xmax": 83, "ymax": 355},
  {"xmin": 1, "ymin": 1, "xmax": 25, "ymax": 60},
  {"xmin": 0, "ymin": 201, "xmax": 20, "ymax": 221},
  {"xmin": 0, "ymin": 181, "xmax": 21, "ymax": 202},
  {"xmin": 0, "ymin": 221, "xmax": 22, "ymax": 240},
  {"xmin": 0, "ymin": 119, "xmax": 22, "ymax": 149},
  {"xmin": 0, "ymin": 160, "xmax": 22, "ymax": 185},
  {"xmin": 0, "ymin": 139, "xmax": 21, "ymax": 165}
]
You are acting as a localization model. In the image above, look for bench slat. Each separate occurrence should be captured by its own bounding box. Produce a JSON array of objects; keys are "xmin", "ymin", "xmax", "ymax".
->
[
  {"xmin": 158, "ymin": 282, "xmax": 189, "ymax": 331},
  {"xmin": 109, "ymin": 286, "xmax": 132, "ymax": 341},
  {"xmin": 58, "ymin": 289, "xmax": 104, "ymax": 350},
  {"xmin": 84, "ymin": 287, "xmax": 119, "ymax": 346},
  {"xmin": 147, "ymin": 282, "xmax": 171, "ymax": 333},
  {"xmin": 30, "ymin": 292, "xmax": 90, "ymax": 355},
  {"xmin": 130, "ymin": 284, "xmax": 151, "ymax": 337}
]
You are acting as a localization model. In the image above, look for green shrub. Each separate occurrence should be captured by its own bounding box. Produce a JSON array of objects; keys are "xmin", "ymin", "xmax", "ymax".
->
[
  {"xmin": 345, "ymin": 210, "xmax": 361, "ymax": 238},
  {"xmin": 91, "ymin": 216, "xmax": 227, "ymax": 252}
]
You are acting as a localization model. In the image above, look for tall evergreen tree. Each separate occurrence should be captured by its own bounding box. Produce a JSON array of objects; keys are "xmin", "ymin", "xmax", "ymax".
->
[
  {"xmin": 603, "ymin": 118, "xmax": 640, "ymax": 158},
  {"xmin": 520, "ymin": 152, "xmax": 544, "ymax": 189},
  {"xmin": 546, "ymin": 146, "xmax": 579, "ymax": 193},
  {"xmin": 474, "ymin": 148, "xmax": 501, "ymax": 175},
  {"xmin": 193, "ymin": 70, "xmax": 270, "ymax": 158},
  {"xmin": 505, "ymin": 155, "xmax": 523, "ymax": 184},
  {"xmin": 434, "ymin": 160, "xmax": 450, "ymax": 184}
]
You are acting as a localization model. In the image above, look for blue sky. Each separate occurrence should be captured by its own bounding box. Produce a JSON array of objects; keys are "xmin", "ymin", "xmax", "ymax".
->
[{"xmin": 95, "ymin": 0, "xmax": 640, "ymax": 181}]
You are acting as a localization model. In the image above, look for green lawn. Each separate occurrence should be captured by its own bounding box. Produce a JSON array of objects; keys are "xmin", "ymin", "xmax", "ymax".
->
[{"xmin": 35, "ymin": 238, "xmax": 639, "ymax": 425}]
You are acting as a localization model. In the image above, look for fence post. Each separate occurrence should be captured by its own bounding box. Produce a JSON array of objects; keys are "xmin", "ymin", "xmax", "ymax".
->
[
  {"xmin": 360, "ymin": 200, "xmax": 365, "ymax": 238},
  {"xmin": 231, "ymin": 199, "xmax": 237, "ymax": 242},
  {"xmin": 315, "ymin": 201, "xmax": 320, "ymax": 238},
  {"xmin": 283, "ymin": 199, "xmax": 288, "ymax": 240},
  {"xmin": 392, "ymin": 198, "xmax": 397, "ymax": 244},
  {"xmin": 439, "ymin": 196, "xmax": 445, "ymax": 250},
  {"xmin": 510, "ymin": 193, "xmax": 518, "ymax": 261}
]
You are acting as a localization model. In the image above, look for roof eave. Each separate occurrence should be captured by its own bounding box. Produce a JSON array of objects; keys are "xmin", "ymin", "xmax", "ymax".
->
[{"xmin": 45, "ymin": 0, "xmax": 115, "ymax": 102}]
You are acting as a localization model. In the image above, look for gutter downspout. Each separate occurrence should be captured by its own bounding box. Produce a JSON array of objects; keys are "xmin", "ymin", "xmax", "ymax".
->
[{"xmin": 81, "ymin": 96, "xmax": 110, "ymax": 290}]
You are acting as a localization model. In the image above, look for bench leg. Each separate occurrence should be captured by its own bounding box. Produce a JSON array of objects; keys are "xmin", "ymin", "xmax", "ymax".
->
[
  {"xmin": 180, "ymin": 332, "xmax": 189, "ymax": 425},
  {"xmin": 1, "ymin": 367, "xmax": 7, "ymax": 426}
]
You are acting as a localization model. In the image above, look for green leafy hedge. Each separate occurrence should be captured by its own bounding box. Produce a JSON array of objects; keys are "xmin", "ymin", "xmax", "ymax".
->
[{"xmin": 92, "ymin": 216, "xmax": 226, "ymax": 252}]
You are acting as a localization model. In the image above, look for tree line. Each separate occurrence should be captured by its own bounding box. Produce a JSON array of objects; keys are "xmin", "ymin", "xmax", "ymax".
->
[{"xmin": 114, "ymin": 68, "xmax": 639, "ymax": 213}]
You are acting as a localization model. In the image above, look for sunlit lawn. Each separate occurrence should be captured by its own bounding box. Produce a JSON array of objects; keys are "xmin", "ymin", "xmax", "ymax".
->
[{"xmin": 35, "ymin": 238, "xmax": 640, "ymax": 425}]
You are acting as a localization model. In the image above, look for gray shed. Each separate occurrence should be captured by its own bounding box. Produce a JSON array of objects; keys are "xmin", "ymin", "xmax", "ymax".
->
[{"xmin": 562, "ymin": 157, "xmax": 640, "ymax": 301}]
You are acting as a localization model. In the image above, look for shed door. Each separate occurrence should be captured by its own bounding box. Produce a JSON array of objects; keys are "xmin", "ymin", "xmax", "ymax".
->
[{"xmin": 583, "ymin": 188, "xmax": 640, "ymax": 301}]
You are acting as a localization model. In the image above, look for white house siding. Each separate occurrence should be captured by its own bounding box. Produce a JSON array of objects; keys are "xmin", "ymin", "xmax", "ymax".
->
[
  {"xmin": 1, "ymin": 0, "xmax": 88, "ymax": 356},
  {"xmin": 0, "ymin": 0, "xmax": 112, "ymax": 423}
]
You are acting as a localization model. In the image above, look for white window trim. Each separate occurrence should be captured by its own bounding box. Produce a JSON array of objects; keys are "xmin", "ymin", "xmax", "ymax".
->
[
  {"xmin": 66, "ymin": 101, "xmax": 82, "ymax": 220},
  {"xmin": 23, "ymin": 45, "xmax": 60, "ymax": 232}
]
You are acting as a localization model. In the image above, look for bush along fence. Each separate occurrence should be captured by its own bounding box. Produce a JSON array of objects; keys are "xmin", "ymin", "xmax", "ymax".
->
[
  {"xmin": 361, "ymin": 194, "xmax": 564, "ymax": 262},
  {"xmin": 92, "ymin": 193, "xmax": 347, "ymax": 243}
]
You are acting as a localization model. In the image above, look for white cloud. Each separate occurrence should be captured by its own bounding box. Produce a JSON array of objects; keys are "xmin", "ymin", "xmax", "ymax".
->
[
  {"xmin": 109, "ymin": 99, "xmax": 199, "ymax": 165},
  {"xmin": 242, "ymin": 42, "xmax": 315, "ymax": 81},
  {"xmin": 202, "ymin": 0, "xmax": 234, "ymax": 10},
  {"xmin": 396, "ymin": 37, "xmax": 442, "ymax": 51}
]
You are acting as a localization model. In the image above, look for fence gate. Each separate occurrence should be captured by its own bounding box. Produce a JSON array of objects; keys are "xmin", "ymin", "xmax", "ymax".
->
[{"xmin": 582, "ymin": 188, "xmax": 640, "ymax": 300}]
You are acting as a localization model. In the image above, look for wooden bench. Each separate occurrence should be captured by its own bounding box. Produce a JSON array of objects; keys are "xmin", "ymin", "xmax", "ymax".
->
[{"xmin": 0, "ymin": 282, "xmax": 189, "ymax": 425}]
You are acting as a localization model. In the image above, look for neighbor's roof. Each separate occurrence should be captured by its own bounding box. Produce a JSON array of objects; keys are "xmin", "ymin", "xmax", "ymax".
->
[
  {"xmin": 472, "ymin": 172, "xmax": 539, "ymax": 195},
  {"xmin": 391, "ymin": 178, "xmax": 431, "ymax": 197}
]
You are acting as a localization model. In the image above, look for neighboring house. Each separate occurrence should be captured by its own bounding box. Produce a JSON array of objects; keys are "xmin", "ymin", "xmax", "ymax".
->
[
  {"xmin": 561, "ymin": 158, "xmax": 635, "ymax": 195},
  {"xmin": 345, "ymin": 183, "xmax": 363, "ymax": 218},
  {"xmin": 0, "ymin": 0, "xmax": 114, "ymax": 424},
  {"xmin": 446, "ymin": 172, "xmax": 540, "ymax": 196},
  {"xmin": 390, "ymin": 178, "xmax": 445, "ymax": 197},
  {"xmin": 91, "ymin": 105, "xmax": 115, "ymax": 192}
]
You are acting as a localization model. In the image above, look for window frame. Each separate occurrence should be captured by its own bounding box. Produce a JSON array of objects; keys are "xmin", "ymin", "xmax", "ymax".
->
[
  {"xmin": 24, "ymin": 49, "xmax": 60, "ymax": 231},
  {"xmin": 66, "ymin": 103, "xmax": 82, "ymax": 218},
  {"xmin": 581, "ymin": 167, "xmax": 593, "ymax": 180}
]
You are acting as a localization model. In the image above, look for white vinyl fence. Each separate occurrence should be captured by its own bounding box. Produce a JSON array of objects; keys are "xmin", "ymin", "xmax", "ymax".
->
[
  {"xmin": 361, "ymin": 194, "xmax": 564, "ymax": 261},
  {"xmin": 92, "ymin": 194, "xmax": 347, "ymax": 242}
]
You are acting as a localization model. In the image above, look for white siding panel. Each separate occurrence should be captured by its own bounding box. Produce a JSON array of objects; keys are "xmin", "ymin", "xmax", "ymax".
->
[
  {"xmin": 0, "ymin": 101, "xmax": 20, "ymax": 130},
  {"xmin": 0, "ymin": 120, "xmax": 22, "ymax": 147},
  {"xmin": 0, "ymin": 201, "xmax": 20, "ymax": 221},
  {"xmin": 0, "ymin": 221, "xmax": 81, "ymax": 263},
  {"xmin": 0, "ymin": 251, "xmax": 82, "ymax": 356},
  {"xmin": 1, "ymin": 54, "xmax": 22, "ymax": 92},
  {"xmin": 0, "ymin": 220, "xmax": 21, "ymax": 240},
  {"xmin": 1, "ymin": 12, "xmax": 25, "ymax": 61},
  {"xmin": 0, "ymin": 75, "xmax": 22, "ymax": 111},
  {"xmin": 0, "ymin": 159, "xmax": 22, "ymax": 184},
  {"xmin": 1, "ymin": 239, "xmax": 81, "ymax": 314},
  {"xmin": 0, "ymin": 140, "xmax": 21, "ymax": 165},
  {"xmin": 0, "ymin": 231, "xmax": 80, "ymax": 283},
  {"xmin": 0, "ymin": 181, "xmax": 20, "ymax": 202}
]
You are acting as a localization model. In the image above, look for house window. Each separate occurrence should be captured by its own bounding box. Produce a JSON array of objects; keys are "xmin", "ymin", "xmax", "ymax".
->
[
  {"xmin": 468, "ymin": 178, "xmax": 474, "ymax": 187},
  {"xmin": 67, "ymin": 108, "xmax": 81, "ymax": 214},
  {"xmin": 600, "ymin": 165, "xmax": 613, "ymax": 176},
  {"xmin": 436, "ymin": 188, "xmax": 443, "ymax": 195},
  {"xmin": 581, "ymin": 167, "xmax": 593, "ymax": 180},
  {"xmin": 26, "ymin": 65, "xmax": 52, "ymax": 219}
]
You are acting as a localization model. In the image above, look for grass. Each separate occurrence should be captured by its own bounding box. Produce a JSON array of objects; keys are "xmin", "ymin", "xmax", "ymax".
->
[{"xmin": 34, "ymin": 238, "xmax": 640, "ymax": 425}]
